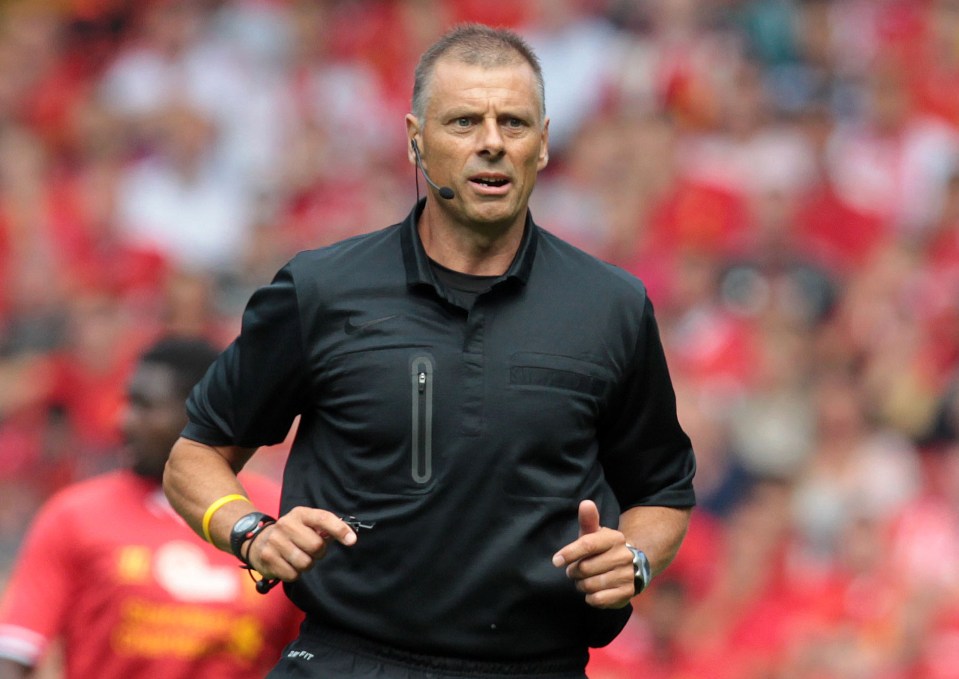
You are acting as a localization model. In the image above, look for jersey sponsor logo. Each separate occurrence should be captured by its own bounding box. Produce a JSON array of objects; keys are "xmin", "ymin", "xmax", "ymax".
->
[
  {"xmin": 115, "ymin": 542, "xmax": 241, "ymax": 602},
  {"xmin": 287, "ymin": 649, "xmax": 315, "ymax": 661},
  {"xmin": 112, "ymin": 597, "xmax": 264, "ymax": 661},
  {"xmin": 153, "ymin": 541, "xmax": 240, "ymax": 602},
  {"xmin": 117, "ymin": 546, "xmax": 152, "ymax": 583},
  {"xmin": 344, "ymin": 314, "xmax": 399, "ymax": 335}
]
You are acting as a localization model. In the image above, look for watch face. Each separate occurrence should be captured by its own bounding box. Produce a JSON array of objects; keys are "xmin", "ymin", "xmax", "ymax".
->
[{"xmin": 234, "ymin": 513, "xmax": 261, "ymax": 535}]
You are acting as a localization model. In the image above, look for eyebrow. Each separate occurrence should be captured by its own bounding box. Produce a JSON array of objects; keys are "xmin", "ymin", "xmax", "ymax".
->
[{"xmin": 441, "ymin": 105, "xmax": 537, "ymax": 120}]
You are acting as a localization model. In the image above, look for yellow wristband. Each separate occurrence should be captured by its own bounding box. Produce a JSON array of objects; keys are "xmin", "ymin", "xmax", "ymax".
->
[{"xmin": 201, "ymin": 493, "xmax": 249, "ymax": 544}]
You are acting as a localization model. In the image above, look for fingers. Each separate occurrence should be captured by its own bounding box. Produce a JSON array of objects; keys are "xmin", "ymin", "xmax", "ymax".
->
[
  {"xmin": 300, "ymin": 508, "xmax": 358, "ymax": 547},
  {"xmin": 578, "ymin": 499, "xmax": 601, "ymax": 537},
  {"xmin": 552, "ymin": 522, "xmax": 618, "ymax": 568},
  {"xmin": 247, "ymin": 507, "xmax": 357, "ymax": 582},
  {"xmin": 554, "ymin": 529, "xmax": 626, "ymax": 578},
  {"xmin": 564, "ymin": 543, "xmax": 635, "ymax": 608},
  {"xmin": 553, "ymin": 500, "xmax": 636, "ymax": 609},
  {"xmin": 556, "ymin": 538, "xmax": 636, "ymax": 609},
  {"xmin": 552, "ymin": 499, "xmax": 603, "ymax": 566},
  {"xmin": 572, "ymin": 569, "xmax": 634, "ymax": 609}
]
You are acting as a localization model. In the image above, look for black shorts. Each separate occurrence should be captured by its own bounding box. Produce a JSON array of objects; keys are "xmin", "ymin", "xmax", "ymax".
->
[{"xmin": 266, "ymin": 622, "xmax": 589, "ymax": 679}]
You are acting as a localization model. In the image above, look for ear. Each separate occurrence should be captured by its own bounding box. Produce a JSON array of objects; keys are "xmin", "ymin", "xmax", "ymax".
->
[
  {"xmin": 405, "ymin": 114, "xmax": 420, "ymax": 165},
  {"xmin": 537, "ymin": 117, "xmax": 550, "ymax": 171}
]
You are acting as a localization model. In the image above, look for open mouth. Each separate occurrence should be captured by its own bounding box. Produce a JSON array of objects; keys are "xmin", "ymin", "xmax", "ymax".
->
[{"xmin": 469, "ymin": 175, "xmax": 510, "ymax": 190}]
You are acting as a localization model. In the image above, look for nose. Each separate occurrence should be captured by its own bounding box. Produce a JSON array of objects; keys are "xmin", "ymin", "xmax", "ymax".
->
[{"xmin": 478, "ymin": 118, "xmax": 505, "ymax": 158}]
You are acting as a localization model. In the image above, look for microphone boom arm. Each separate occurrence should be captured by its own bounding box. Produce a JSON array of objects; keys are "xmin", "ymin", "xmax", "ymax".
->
[{"xmin": 411, "ymin": 139, "xmax": 455, "ymax": 200}]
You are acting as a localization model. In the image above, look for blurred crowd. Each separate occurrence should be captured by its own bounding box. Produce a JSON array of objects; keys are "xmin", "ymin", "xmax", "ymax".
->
[{"xmin": 1, "ymin": 0, "xmax": 959, "ymax": 677}]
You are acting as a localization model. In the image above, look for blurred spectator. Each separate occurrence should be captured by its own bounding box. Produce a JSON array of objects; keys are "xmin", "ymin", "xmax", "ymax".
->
[
  {"xmin": 281, "ymin": 0, "xmax": 398, "ymax": 177},
  {"xmin": 112, "ymin": 102, "xmax": 255, "ymax": 274},
  {"xmin": 726, "ymin": 325, "xmax": 817, "ymax": 482},
  {"xmin": 531, "ymin": 109, "xmax": 668, "ymax": 259},
  {"xmin": 0, "ymin": 125, "xmax": 72, "ymax": 344},
  {"xmin": 792, "ymin": 371, "xmax": 922, "ymax": 561},
  {"xmin": 656, "ymin": 249, "xmax": 761, "ymax": 399},
  {"xmin": 832, "ymin": 243, "xmax": 944, "ymax": 437},
  {"xmin": 0, "ymin": 336, "xmax": 302, "ymax": 678},
  {"xmin": 912, "ymin": 165, "xmax": 959, "ymax": 379},
  {"xmin": 98, "ymin": 0, "xmax": 291, "ymax": 183},
  {"xmin": 825, "ymin": 55, "xmax": 959, "ymax": 240},
  {"xmin": 523, "ymin": 0, "xmax": 624, "ymax": 152},
  {"xmin": 669, "ymin": 373, "xmax": 750, "ymax": 518}
]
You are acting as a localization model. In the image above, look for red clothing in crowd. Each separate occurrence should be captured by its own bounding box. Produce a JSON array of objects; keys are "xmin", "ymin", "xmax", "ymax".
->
[{"xmin": 0, "ymin": 469, "xmax": 302, "ymax": 679}]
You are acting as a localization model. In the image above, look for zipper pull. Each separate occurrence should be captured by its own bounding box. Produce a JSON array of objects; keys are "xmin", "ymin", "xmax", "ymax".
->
[{"xmin": 418, "ymin": 370, "xmax": 427, "ymax": 393}]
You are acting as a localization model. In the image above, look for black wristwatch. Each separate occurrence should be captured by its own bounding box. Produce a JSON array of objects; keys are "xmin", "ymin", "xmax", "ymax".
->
[
  {"xmin": 229, "ymin": 511, "xmax": 276, "ymax": 566},
  {"xmin": 626, "ymin": 544, "xmax": 652, "ymax": 595}
]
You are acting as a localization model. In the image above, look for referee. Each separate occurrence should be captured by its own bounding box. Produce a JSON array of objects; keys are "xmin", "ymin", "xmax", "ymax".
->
[{"xmin": 163, "ymin": 23, "xmax": 695, "ymax": 679}]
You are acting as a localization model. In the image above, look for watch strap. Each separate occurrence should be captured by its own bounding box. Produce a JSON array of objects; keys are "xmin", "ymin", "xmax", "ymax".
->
[
  {"xmin": 626, "ymin": 544, "xmax": 651, "ymax": 595},
  {"xmin": 229, "ymin": 512, "xmax": 277, "ymax": 566}
]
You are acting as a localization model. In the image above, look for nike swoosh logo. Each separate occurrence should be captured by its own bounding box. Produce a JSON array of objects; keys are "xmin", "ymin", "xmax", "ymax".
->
[{"xmin": 344, "ymin": 314, "xmax": 400, "ymax": 335}]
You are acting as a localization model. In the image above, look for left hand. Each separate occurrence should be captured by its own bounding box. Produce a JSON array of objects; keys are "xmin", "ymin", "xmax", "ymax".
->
[{"xmin": 552, "ymin": 499, "xmax": 636, "ymax": 609}]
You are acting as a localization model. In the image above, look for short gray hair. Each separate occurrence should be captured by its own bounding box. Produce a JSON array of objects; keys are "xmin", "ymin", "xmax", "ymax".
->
[{"xmin": 411, "ymin": 23, "xmax": 546, "ymax": 122}]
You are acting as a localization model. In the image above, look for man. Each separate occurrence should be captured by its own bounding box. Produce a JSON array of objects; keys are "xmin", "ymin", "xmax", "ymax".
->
[
  {"xmin": 164, "ymin": 24, "xmax": 695, "ymax": 679},
  {"xmin": 0, "ymin": 337, "xmax": 301, "ymax": 679}
]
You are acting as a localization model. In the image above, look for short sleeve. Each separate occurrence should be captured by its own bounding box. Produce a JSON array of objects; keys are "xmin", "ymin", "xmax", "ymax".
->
[
  {"xmin": 183, "ymin": 263, "xmax": 310, "ymax": 448},
  {"xmin": 0, "ymin": 495, "xmax": 76, "ymax": 665},
  {"xmin": 598, "ymin": 296, "xmax": 696, "ymax": 509}
]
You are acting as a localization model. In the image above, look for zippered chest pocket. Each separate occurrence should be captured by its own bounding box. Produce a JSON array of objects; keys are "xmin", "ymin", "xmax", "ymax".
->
[
  {"xmin": 319, "ymin": 347, "xmax": 438, "ymax": 497},
  {"xmin": 410, "ymin": 354, "xmax": 434, "ymax": 485}
]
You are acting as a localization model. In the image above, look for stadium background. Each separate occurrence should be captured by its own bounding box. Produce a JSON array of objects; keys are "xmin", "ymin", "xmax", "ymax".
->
[{"xmin": 1, "ymin": 0, "xmax": 959, "ymax": 676}]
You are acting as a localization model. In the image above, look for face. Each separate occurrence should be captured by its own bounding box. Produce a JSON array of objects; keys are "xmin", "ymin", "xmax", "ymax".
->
[
  {"xmin": 407, "ymin": 57, "xmax": 549, "ymax": 234},
  {"xmin": 120, "ymin": 362, "xmax": 186, "ymax": 481}
]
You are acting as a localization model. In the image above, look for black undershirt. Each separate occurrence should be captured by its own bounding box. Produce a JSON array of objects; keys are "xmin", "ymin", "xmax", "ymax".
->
[{"xmin": 429, "ymin": 259, "xmax": 502, "ymax": 308}]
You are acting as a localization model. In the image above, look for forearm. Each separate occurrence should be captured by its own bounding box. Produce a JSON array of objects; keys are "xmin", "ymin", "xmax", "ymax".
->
[
  {"xmin": 619, "ymin": 505, "xmax": 692, "ymax": 577},
  {"xmin": 162, "ymin": 437, "xmax": 259, "ymax": 552}
]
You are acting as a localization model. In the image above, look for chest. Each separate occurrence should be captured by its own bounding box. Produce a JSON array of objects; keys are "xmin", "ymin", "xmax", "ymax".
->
[
  {"xmin": 316, "ymin": 288, "xmax": 620, "ymax": 422},
  {"xmin": 78, "ymin": 507, "xmax": 248, "ymax": 606},
  {"xmin": 293, "ymin": 287, "xmax": 629, "ymax": 500}
]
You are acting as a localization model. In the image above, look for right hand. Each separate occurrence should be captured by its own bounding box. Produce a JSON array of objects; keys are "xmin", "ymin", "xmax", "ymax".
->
[{"xmin": 245, "ymin": 507, "xmax": 357, "ymax": 582}]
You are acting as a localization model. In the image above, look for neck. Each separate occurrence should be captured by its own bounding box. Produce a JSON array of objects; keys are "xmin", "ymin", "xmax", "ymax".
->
[{"xmin": 417, "ymin": 203, "xmax": 525, "ymax": 276}]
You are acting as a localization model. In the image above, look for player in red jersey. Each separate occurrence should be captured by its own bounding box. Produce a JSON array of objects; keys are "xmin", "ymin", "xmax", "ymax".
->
[{"xmin": 0, "ymin": 337, "xmax": 302, "ymax": 679}]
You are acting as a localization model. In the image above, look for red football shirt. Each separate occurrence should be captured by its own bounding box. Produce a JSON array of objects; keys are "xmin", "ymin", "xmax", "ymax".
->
[{"xmin": 0, "ymin": 470, "xmax": 302, "ymax": 679}]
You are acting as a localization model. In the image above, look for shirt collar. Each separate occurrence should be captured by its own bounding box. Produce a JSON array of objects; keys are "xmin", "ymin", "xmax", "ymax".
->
[{"xmin": 400, "ymin": 198, "xmax": 538, "ymax": 290}]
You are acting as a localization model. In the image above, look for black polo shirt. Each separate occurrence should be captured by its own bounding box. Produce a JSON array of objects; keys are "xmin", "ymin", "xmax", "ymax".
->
[{"xmin": 183, "ymin": 201, "xmax": 695, "ymax": 664}]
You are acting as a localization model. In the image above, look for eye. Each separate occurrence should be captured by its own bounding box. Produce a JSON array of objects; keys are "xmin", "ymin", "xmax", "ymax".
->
[{"xmin": 455, "ymin": 117, "xmax": 473, "ymax": 127}]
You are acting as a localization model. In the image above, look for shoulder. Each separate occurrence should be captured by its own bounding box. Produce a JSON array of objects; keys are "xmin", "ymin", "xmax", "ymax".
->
[
  {"xmin": 534, "ymin": 226, "xmax": 649, "ymax": 303},
  {"xmin": 267, "ymin": 224, "xmax": 405, "ymax": 309},
  {"xmin": 287, "ymin": 224, "xmax": 403, "ymax": 278},
  {"xmin": 530, "ymin": 227, "xmax": 656, "ymax": 342},
  {"xmin": 21, "ymin": 472, "xmax": 136, "ymax": 540},
  {"xmin": 40, "ymin": 472, "xmax": 134, "ymax": 515},
  {"xmin": 236, "ymin": 224, "xmax": 403, "ymax": 322}
]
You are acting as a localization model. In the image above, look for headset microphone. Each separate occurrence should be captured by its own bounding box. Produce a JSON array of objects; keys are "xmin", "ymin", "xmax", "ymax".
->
[{"xmin": 411, "ymin": 139, "xmax": 455, "ymax": 200}]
